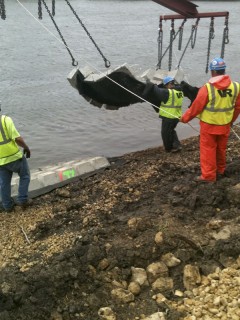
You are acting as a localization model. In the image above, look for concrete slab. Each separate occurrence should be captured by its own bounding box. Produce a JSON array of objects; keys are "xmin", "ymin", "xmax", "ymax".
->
[{"xmin": 0, "ymin": 156, "xmax": 110, "ymax": 203}]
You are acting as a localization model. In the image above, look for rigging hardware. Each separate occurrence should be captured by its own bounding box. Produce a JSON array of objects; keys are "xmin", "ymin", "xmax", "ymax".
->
[
  {"xmin": 168, "ymin": 19, "xmax": 175, "ymax": 71},
  {"xmin": 177, "ymin": 18, "xmax": 200, "ymax": 69},
  {"xmin": 205, "ymin": 17, "xmax": 215, "ymax": 73},
  {"xmin": 38, "ymin": 0, "xmax": 42, "ymax": 19},
  {"xmin": 52, "ymin": 0, "xmax": 55, "ymax": 17},
  {"xmin": 221, "ymin": 14, "xmax": 229, "ymax": 59},
  {"xmin": 157, "ymin": 18, "xmax": 187, "ymax": 70},
  {"xmin": 41, "ymin": 0, "xmax": 78, "ymax": 66},
  {"xmin": 64, "ymin": 0, "xmax": 110, "ymax": 68},
  {"xmin": 0, "ymin": 0, "xmax": 6, "ymax": 20},
  {"xmin": 157, "ymin": 12, "xmax": 229, "ymax": 73}
]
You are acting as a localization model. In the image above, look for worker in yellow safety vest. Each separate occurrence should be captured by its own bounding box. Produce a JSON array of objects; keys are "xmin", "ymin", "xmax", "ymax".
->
[
  {"xmin": 142, "ymin": 76, "xmax": 184, "ymax": 153},
  {"xmin": 159, "ymin": 76, "xmax": 184, "ymax": 153},
  {"xmin": 0, "ymin": 110, "xmax": 31, "ymax": 212},
  {"xmin": 180, "ymin": 57, "xmax": 240, "ymax": 182}
]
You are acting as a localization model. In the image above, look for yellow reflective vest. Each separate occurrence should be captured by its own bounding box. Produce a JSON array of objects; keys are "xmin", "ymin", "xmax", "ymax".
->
[
  {"xmin": 159, "ymin": 89, "xmax": 183, "ymax": 119},
  {"xmin": 0, "ymin": 115, "xmax": 19, "ymax": 159},
  {"xmin": 198, "ymin": 82, "xmax": 240, "ymax": 125}
]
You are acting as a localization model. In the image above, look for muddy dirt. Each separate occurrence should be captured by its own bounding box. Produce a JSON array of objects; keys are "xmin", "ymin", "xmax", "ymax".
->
[{"xmin": 1, "ymin": 129, "xmax": 240, "ymax": 320}]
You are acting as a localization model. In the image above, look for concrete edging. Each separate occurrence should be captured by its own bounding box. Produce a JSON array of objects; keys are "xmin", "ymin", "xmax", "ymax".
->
[{"xmin": 0, "ymin": 156, "xmax": 110, "ymax": 202}]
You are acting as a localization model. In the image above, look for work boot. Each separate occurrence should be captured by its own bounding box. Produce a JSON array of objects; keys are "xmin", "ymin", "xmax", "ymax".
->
[
  {"xmin": 0, "ymin": 205, "xmax": 15, "ymax": 213},
  {"xmin": 194, "ymin": 176, "xmax": 215, "ymax": 183},
  {"xmin": 217, "ymin": 171, "xmax": 230, "ymax": 180},
  {"xmin": 16, "ymin": 199, "xmax": 33, "ymax": 209},
  {"xmin": 171, "ymin": 146, "xmax": 182, "ymax": 153}
]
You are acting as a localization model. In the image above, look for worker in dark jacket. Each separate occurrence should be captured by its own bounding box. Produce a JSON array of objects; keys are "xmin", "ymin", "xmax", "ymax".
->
[
  {"xmin": 0, "ymin": 113, "xmax": 31, "ymax": 212},
  {"xmin": 180, "ymin": 57, "xmax": 240, "ymax": 182}
]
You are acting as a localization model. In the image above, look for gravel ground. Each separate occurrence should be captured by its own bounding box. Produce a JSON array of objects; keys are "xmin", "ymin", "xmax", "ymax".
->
[{"xmin": 1, "ymin": 129, "xmax": 240, "ymax": 320}]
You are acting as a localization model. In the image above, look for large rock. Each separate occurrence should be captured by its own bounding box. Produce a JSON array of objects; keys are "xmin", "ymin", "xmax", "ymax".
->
[
  {"xmin": 226, "ymin": 183, "xmax": 240, "ymax": 205},
  {"xmin": 183, "ymin": 264, "xmax": 201, "ymax": 290},
  {"xmin": 146, "ymin": 262, "xmax": 168, "ymax": 284}
]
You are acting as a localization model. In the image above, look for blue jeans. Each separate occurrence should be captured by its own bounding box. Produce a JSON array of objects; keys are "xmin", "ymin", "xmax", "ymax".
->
[{"xmin": 0, "ymin": 157, "xmax": 30, "ymax": 210}]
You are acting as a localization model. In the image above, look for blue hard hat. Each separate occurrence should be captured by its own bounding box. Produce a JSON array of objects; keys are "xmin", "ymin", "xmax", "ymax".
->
[
  {"xmin": 209, "ymin": 57, "xmax": 226, "ymax": 71},
  {"xmin": 163, "ymin": 76, "xmax": 174, "ymax": 86}
]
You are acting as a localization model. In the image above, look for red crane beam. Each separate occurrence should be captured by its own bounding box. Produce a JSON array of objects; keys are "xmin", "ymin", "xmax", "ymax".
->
[
  {"xmin": 151, "ymin": 0, "xmax": 199, "ymax": 17},
  {"xmin": 160, "ymin": 12, "xmax": 229, "ymax": 20}
]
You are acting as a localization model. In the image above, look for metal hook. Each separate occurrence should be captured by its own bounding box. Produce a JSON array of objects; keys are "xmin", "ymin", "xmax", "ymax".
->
[
  {"xmin": 105, "ymin": 60, "xmax": 111, "ymax": 68},
  {"xmin": 72, "ymin": 59, "xmax": 78, "ymax": 67}
]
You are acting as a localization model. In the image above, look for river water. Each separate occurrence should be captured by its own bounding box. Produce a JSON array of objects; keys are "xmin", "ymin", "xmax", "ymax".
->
[{"xmin": 1, "ymin": 0, "xmax": 240, "ymax": 169}]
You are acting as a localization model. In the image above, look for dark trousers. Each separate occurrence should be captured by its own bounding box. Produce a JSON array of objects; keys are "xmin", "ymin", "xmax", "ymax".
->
[
  {"xmin": 161, "ymin": 117, "xmax": 181, "ymax": 152},
  {"xmin": 0, "ymin": 157, "xmax": 30, "ymax": 210}
]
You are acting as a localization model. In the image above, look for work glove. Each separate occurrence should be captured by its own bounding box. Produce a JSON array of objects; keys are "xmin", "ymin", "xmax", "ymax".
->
[
  {"xmin": 23, "ymin": 147, "xmax": 31, "ymax": 159},
  {"xmin": 142, "ymin": 82, "xmax": 155, "ymax": 98}
]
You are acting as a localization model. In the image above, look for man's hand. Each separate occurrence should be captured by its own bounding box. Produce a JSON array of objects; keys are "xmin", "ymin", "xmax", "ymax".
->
[
  {"xmin": 179, "ymin": 116, "xmax": 183, "ymax": 122},
  {"xmin": 23, "ymin": 147, "xmax": 31, "ymax": 159}
]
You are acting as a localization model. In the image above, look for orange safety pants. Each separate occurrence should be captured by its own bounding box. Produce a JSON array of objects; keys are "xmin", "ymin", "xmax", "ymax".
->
[{"xmin": 200, "ymin": 129, "xmax": 229, "ymax": 181}]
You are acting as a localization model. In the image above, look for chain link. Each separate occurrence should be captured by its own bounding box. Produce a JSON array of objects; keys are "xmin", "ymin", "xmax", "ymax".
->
[
  {"xmin": 157, "ymin": 19, "xmax": 186, "ymax": 70},
  {"xmin": 52, "ymin": 0, "xmax": 55, "ymax": 17},
  {"xmin": 64, "ymin": 0, "xmax": 110, "ymax": 68},
  {"xmin": 0, "ymin": 0, "xmax": 6, "ymax": 20},
  {"xmin": 178, "ymin": 27, "xmax": 183, "ymax": 51},
  {"xmin": 177, "ymin": 19, "xmax": 199, "ymax": 69},
  {"xmin": 41, "ymin": 0, "xmax": 78, "ymax": 66},
  {"xmin": 205, "ymin": 17, "xmax": 215, "ymax": 73},
  {"xmin": 221, "ymin": 15, "xmax": 229, "ymax": 58},
  {"xmin": 191, "ymin": 18, "xmax": 199, "ymax": 49},
  {"xmin": 38, "ymin": 0, "xmax": 42, "ymax": 19},
  {"xmin": 168, "ymin": 19, "xmax": 175, "ymax": 71},
  {"xmin": 178, "ymin": 19, "xmax": 187, "ymax": 51},
  {"xmin": 157, "ymin": 19, "xmax": 163, "ymax": 69}
]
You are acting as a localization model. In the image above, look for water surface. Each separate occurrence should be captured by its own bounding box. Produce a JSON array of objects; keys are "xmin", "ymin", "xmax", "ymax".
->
[{"xmin": 1, "ymin": 0, "xmax": 239, "ymax": 168}]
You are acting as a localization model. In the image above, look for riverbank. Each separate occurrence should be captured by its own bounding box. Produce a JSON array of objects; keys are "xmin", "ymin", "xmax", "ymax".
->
[{"xmin": 1, "ymin": 129, "xmax": 240, "ymax": 320}]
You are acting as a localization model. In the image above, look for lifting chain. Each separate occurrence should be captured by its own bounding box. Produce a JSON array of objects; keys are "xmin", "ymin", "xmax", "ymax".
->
[
  {"xmin": 178, "ymin": 19, "xmax": 187, "ymax": 51},
  {"xmin": 177, "ymin": 18, "xmax": 200, "ymax": 69},
  {"xmin": 41, "ymin": 0, "xmax": 78, "ymax": 66},
  {"xmin": 205, "ymin": 17, "xmax": 215, "ymax": 73},
  {"xmin": 0, "ymin": 0, "xmax": 6, "ymax": 20},
  {"xmin": 64, "ymin": 0, "xmax": 110, "ymax": 68},
  {"xmin": 52, "ymin": 0, "xmax": 55, "ymax": 17},
  {"xmin": 221, "ymin": 14, "xmax": 229, "ymax": 58},
  {"xmin": 168, "ymin": 19, "xmax": 175, "ymax": 71},
  {"xmin": 157, "ymin": 19, "xmax": 187, "ymax": 70},
  {"xmin": 38, "ymin": 0, "xmax": 42, "ymax": 19},
  {"xmin": 157, "ymin": 19, "xmax": 163, "ymax": 68},
  {"xmin": 191, "ymin": 18, "xmax": 199, "ymax": 49},
  {"xmin": 38, "ymin": 0, "xmax": 54, "ymax": 19}
]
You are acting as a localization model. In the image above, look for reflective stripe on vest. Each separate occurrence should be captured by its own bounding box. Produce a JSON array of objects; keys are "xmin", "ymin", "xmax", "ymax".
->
[
  {"xmin": 0, "ymin": 116, "xmax": 19, "ymax": 159},
  {"xmin": 199, "ymin": 82, "xmax": 240, "ymax": 125},
  {"xmin": 159, "ymin": 89, "xmax": 183, "ymax": 119}
]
